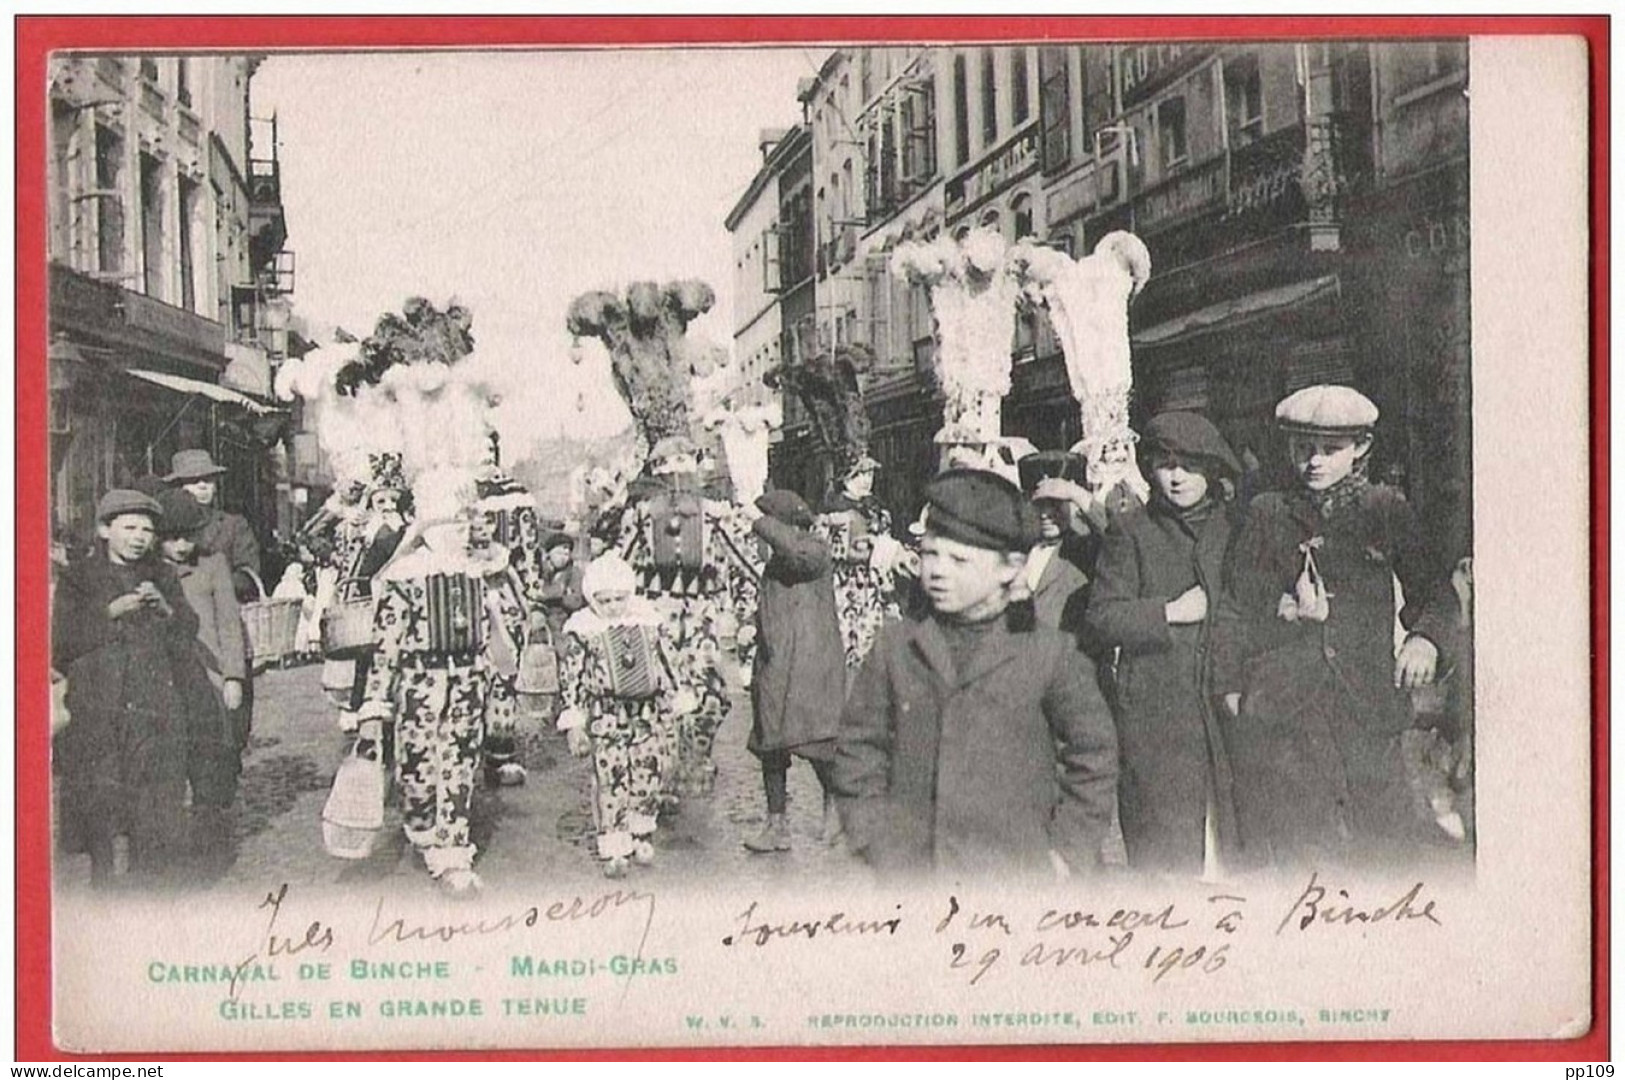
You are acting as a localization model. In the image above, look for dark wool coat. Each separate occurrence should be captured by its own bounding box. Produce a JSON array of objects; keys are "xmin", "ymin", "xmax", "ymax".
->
[
  {"xmin": 1085, "ymin": 501, "xmax": 1241, "ymax": 874},
  {"xmin": 831, "ymin": 613, "xmax": 1119, "ymax": 881},
  {"xmin": 51, "ymin": 550, "xmax": 212, "ymax": 853},
  {"xmin": 748, "ymin": 516, "xmax": 846, "ymax": 759},
  {"xmin": 1218, "ymin": 485, "xmax": 1460, "ymax": 867},
  {"xmin": 197, "ymin": 507, "xmax": 263, "ymax": 601},
  {"xmin": 1027, "ymin": 540, "xmax": 1092, "ymax": 643}
]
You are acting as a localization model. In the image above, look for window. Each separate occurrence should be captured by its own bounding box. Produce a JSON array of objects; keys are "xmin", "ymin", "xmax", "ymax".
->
[
  {"xmin": 1012, "ymin": 48, "xmax": 1031, "ymax": 125},
  {"xmin": 140, "ymin": 153, "xmax": 164, "ymax": 298},
  {"xmin": 860, "ymin": 50, "xmax": 873, "ymax": 103},
  {"xmin": 979, "ymin": 208, "xmax": 1002, "ymax": 236},
  {"xmin": 953, "ymin": 53, "xmax": 970, "ymax": 167},
  {"xmin": 178, "ymin": 174, "xmax": 199, "ymax": 312},
  {"xmin": 50, "ymin": 101, "xmax": 75, "ymax": 264},
  {"xmin": 899, "ymin": 81, "xmax": 938, "ymax": 192},
  {"xmin": 94, "ymin": 124, "xmax": 124, "ymax": 275},
  {"xmin": 1224, "ymin": 55, "xmax": 1264, "ymax": 147},
  {"xmin": 1011, "ymin": 193, "xmax": 1034, "ymax": 239},
  {"xmin": 176, "ymin": 57, "xmax": 192, "ymax": 108},
  {"xmin": 139, "ymin": 57, "xmax": 158, "ymax": 83},
  {"xmin": 980, "ymin": 48, "xmax": 998, "ymax": 147},
  {"xmin": 1157, "ymin": 96, "xmax": 1188, "ymax": 172},
  {"xmin": 1038, "ymin": 46, "xmax": 1071, "ymax": 174}
]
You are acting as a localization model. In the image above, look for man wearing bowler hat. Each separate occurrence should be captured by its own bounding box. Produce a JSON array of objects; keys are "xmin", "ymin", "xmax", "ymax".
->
[
  {"xmin": 165, "ymin": 449, "xmax": 263, "ymax": 603},
  {"xmin": 830, "ymin": 468, "xmax": 1119, "ymax": 881}
]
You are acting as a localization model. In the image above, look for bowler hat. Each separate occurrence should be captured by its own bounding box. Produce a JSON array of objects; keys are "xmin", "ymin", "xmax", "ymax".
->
[
  {"xmin": 165, "ymin": 448, "xmax": 228, "ymax": 483},
  {"xmin": 1275, "ymin": 385, "xmax": 1379, "ymax": 436},
  {"xmin": 1017, "ymin": 450, "xmax": 1086, "ymax": 494},
  {"xmin": 97, "ymin": 489, "xmax": 163, "ymax": 524},
  {"xmin": 153, "ymin": 487, "xmax": 207, "ymax": 536},
  {"xmin": 923, "ymin": 468, "xmax": 1042, "ymax": 553}
]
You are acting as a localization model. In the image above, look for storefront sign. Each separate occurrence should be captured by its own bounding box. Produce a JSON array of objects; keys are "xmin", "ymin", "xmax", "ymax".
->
[
  {"xmin": 1117, "ymin": 43, "xmax": 1217, "ymax": 108},
  {"xmin": 946, "ymin": 125, "xmax": 1040, "ymax": 218},
  {"xmin": 1402, "ymin": 211, "xmax": 1470, "ymax": 258},
  {"xmin": 1229, "ymin": 159, "xmax": 1301, "ymax": 216},
  {"xmin": 1045, "ymin": 164, "xmax": 1098, "ymax": 228},
  {"xmin": 1134, "ymin": 158, "xmax": 1224, "ymax": 234}
]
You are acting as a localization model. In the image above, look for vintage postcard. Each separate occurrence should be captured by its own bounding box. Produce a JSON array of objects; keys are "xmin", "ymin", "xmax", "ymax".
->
[{"xmin": 23, "ymin": 19, "xmax": 1598, "ymax": 1057}]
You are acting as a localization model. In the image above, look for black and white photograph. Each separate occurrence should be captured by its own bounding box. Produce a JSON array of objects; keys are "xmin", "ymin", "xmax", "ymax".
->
[{"xmin": 34, "ymin": 29, "xmax": 1592, "ymax": 1054}]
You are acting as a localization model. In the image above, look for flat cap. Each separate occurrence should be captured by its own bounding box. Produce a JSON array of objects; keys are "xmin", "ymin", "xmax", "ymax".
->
[
  {"xmin": 1141, "ymin": 411, "xmax": 1243, "ymax": 476},
  {"xmin": 755, "ymin": 488, "xmax": 814, "ymax": 527},
  {"xmin": 153, "ymin": 487, "xmax": 207, "ymax": 536},
  {"xmin": 1275, "ymin": 385, "xmax": 1379, "ymax": 435},
  {"xmin": 97, "ymin": 489, "xmax": 163, "ymax": 524},
  {"xmin": 539, "ymin": 529, "xmax": 575, "ymax": 551},
  {"xmin": 1017, "ymin": 450, "xmax": 1086, "ymax": 494},
  {"xmin": 923, "ymin": 468, "xmax": 1042, "ymax": 553}
]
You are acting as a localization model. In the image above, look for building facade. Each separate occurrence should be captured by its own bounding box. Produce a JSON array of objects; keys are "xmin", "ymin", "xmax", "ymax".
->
[
  {"xmin": 739, "ymin": 41, "xmax": 1469, "ymax": 558},
  {"xmin": 47, "ymin": 53, "xmax": 294, "ymax": 551}
]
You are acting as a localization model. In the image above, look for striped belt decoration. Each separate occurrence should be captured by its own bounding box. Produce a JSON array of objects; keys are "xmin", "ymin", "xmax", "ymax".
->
[{"xmin": 424, "ymin": 573, "xmax": 485, "ymax": 656}]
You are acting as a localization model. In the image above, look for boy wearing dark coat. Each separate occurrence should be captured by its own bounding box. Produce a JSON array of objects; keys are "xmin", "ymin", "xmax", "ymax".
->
[
  {"xmin": 831, "ymin": 469, "xmax": 1119, "ymax": 881},
  {"xmin": 1217, "ymin": 386, "xmax": 1460, "ymax": 868},
  {"xmin": 1085, "ymin": 411, "xmax": 1244, "ymax": 876},
  {"xmin": 743, "ymin": 490, "xmax": 847, "ymax": 853},
  {"xmin": 52, "ymin": 490, "xmax": 211, "ymax": 886}
]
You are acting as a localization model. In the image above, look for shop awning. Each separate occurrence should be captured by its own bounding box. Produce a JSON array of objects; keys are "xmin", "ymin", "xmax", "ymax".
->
[
  {"xmin": 125, "ymin": 368, "xmax": 283, "ymax": 415},
  {"xmin": 1133, "ymin": 275, "xmax": 1341, "ymax": 350}
]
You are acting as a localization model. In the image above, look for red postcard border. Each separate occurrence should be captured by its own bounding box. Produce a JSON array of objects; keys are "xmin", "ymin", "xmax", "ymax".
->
[{"xmin": 13, "ymin": 14, "xmax": 1610, "ymax": 1063}]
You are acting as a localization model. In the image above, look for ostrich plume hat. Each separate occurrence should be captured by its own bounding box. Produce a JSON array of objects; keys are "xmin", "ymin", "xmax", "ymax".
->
[{"xmin": 1275, "ymin": 385, "xmax": 1379, "ymax": 436}]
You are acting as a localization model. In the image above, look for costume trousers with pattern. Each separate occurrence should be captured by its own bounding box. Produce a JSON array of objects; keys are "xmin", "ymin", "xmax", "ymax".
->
[
  {"xmin": 588, "ymin": 699, "xmax": 663, "ymax": 858},
  {"xmin": 393, "ymin": 658, "xmax": 488, "ymax": 853},
  {"xmin": 652, "ymin": 594, "xmax": 730, "ymax": 790},
  {"xmin": 483, "ymin": 671, "xmax": 522, "ymax": 769}
]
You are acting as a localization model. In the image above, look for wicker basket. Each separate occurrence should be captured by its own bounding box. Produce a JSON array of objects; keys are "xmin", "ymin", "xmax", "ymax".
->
[
  {"xmin": 321, "ymin": 589, "xmax": 378, "ymax": 661},
  {"xmin": 321, "ymin": 740, "xmax": 386, "ymax": 860},
  {"xmin": 240, "ymin": 569, "xmax": 303, "ymax": 671}
]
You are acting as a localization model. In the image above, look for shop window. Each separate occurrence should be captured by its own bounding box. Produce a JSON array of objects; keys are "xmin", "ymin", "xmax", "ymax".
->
[
  {"xmin": 1158, "ymin": 96, "xmax": 1188, "ymax": 173},
  {"xmin": 1011, "ymin": 48, "xmax": 1031, "ymax": 125},
  {"xmin": 94, "ymin": 124, "xmax": 124, "ymax": 275},
  {"xmin": 953, "ymin": 53, "xmax": 971, "ymax": 167},
  {"xmin": 980, "ymin": 48, "xmax": 998, "ymax": 148},
  {"xmin": 1224, "ymin": 54, "xmax": 1264, "ymax": 148}
]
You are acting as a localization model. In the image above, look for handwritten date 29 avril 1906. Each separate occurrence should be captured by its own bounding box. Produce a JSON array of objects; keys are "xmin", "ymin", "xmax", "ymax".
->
[{"xmin": 724, "ymin": 873, "xmax": 1441, "ymax": 987}]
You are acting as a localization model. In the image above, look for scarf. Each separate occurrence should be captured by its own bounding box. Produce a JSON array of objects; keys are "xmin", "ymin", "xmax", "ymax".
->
[{"xmin": 1300, "ymin": 470, "xmax": 1371, "ymax": 521}]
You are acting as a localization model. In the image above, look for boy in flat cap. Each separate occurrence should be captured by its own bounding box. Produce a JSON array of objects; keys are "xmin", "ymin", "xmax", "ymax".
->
[
  {"xmin": 52, "ymin": 490, "xmax": 205, "ymax": 886},
  {"xmin": 1218, "ymin": 385, "xmax": 1461, "ymax": 868},
  {"xmin": 830, "ymin": 469, "xmax": 1119, "ymax": 881}
]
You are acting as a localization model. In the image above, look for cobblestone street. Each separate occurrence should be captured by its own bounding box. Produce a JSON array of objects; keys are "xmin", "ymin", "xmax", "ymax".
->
[{"xmin": 54, "ymin": 659, "xmax": 871, "ymax": 898}]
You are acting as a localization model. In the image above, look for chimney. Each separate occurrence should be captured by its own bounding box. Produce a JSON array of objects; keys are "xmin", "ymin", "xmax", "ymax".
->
[{"xmin": 758, "ymin": 127, "xmax": 789, "ymax": 160}]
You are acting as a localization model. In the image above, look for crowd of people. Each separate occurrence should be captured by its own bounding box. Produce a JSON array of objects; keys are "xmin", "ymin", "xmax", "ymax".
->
[{"xmin": 50, "ymin": 381, "xmax": 1475, "ymax": 896}]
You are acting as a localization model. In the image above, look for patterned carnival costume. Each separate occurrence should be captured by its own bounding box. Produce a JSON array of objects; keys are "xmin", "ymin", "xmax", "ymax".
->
[
  {"xmin": 358, "ymin": 510, "xmax": 509, "ymax": 895},
  {"xmin": 557, "ymin": 554, "xmax": 677, "ymax": 877},
  {"xmin": 473, "ymin": 463, "xmax": 548, "ymax": 786},
  {"xmin": 815, "ymin": 455, "xmax": 902, "ymax": 671},
  {"xmin": 615, "ymin": 435, "xmax": 760, "ymax": 798}
]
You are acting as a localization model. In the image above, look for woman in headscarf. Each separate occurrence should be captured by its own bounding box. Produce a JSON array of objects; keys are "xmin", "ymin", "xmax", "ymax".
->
[{"xmin": 1084, "ymin": 411, "xmax": 1244, "ymax": 877}]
